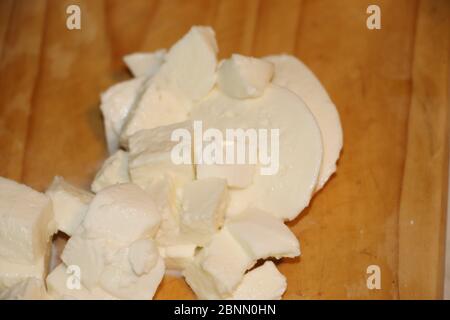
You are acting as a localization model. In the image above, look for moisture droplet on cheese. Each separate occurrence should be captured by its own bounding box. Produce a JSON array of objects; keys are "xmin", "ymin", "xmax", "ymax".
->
[
  {"xmin": 225, "ymin": 208, "xmax": 300, "ymax": 260},
  {"xmin": 123, "ymin": 49, "xmax": 166, "ymax": 78},
  {"xmin": 46, "ymin": 176, "xmax": 93, "ymax": 236},
  {"xmin": 217, "ymin": 54, "xmax": 274, "ymax": 99},
  {"xmin": 91, "ymin": 150, "xmax": 130, "ymax": 193},
  {"xmin": 180, "ymin": 178, "xmax": 228, "ymax": 246},
  {"xmin": 264, "ymin": 54, "xmax": 343, "ymax": 190},
  {"xmin": 229, "ymin": 261, "xmax": 286, "ymax": 300}
]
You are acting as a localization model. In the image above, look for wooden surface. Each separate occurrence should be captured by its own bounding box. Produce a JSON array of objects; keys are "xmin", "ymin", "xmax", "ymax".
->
[{"xmin": 0, "ymin": 0, "xmax": 449, "ymax": 300}]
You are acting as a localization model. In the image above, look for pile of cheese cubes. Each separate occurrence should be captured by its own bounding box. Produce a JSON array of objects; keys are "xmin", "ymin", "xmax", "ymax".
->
[{"xmin": 0, "ymin": 26, "xmax": 342, "ymax": 300}]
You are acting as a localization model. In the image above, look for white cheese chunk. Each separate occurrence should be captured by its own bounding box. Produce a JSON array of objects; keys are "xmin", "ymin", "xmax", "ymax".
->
[
  {"xmin": 229, "ymin": 261, "xmax": 286, "ymax": 300},
  {"xmin": 0, "ymin": 177, "xmax": 54, "ymax": 264},
  {"xmin": 60, "ymin": 236, "xmax": 115, "ymax": 289},
  {"xmin": 120, "ymin": 26, "xmax": 217, "ymax": 142},
  {"xmin": 157, "ymin": 26, "xmax": 218, "ymax": 101},
  {"xmin": 264, "ymin": 54, "xmax": 343, "ymax": 190},
  {"xmin": 191, "ymin": 85, "xmax": 323, "ymax": 221},
  {"xmin": 225, "ymin": 208, "xmax": 300, "ymax": 260},
  {"xmin": 183, "ymin": 260, "xmax": 222, "ymax": 300},
  {"xmin": 128, "ymin": 122, "xmax": 195, "ymax": 190},
  {"xmin": 46, "ymin": 264, "xmax": 116, "ymax": 300},
  {"xmin": 91, "ymin": 150, "xmax": 130, "ymax": 193},
  {"xmin": 147, "ymin": 176, "xmax": 181, "ymax": 246},
  {"xmin": 196, "ymin": 163, "xmax": 255, "ymax": 189},
  {"xmin": 128, "ymin": 239, "xmax": 159, "ymax": 276},
  {"xmin": 198, "ymin": 228, "xmax": 254, "ymax": 295},
  {"xmin": 82, "ymin": 183, "xmax": 161, "ymax": 243},
  {"xmin": 99, "ymin": 250, "xmax": 165, "ymax": 300},
  {"xmin": 0, "ymin": 278, "xmax": 48, "ymax": 300},
  {"xmin": 100, "ymin": 77, "xmax": 148, "ymax": 153},
  {"xmin": 180, "ymin": 178, "xmax": 228, "ymax": 245},
  {"xmin": 0, "ymin": 255, "xmax": 49, "ymax": 290},
  {"xmin": 217, "ymin": 54, "xmax": 273, "ymax": 99},
  {"xmin": 159, "ymin": 243, "xmax": 197, "ymax": 271},
  {"xmin": 46, "ymin": 176, "xmax": 93, "ymax": 236},
  {"xmin": 123, "ymin": 49, "xmax": 166, "ymax": 78}
]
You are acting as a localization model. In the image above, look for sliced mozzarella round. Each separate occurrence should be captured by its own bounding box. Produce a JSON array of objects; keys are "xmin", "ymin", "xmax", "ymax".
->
[
  {"xmin": 191, "ymin": 85, "xmax": 322, "ymax": 221},
  {"xmin": 264, "ymin": 54, "xmax": 343, "ymax": 190}
]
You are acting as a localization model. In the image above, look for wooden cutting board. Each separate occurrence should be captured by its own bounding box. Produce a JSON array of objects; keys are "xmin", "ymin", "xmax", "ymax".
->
[{"xmin": 0, "ymin": 0, "xmax": 448, "ymax": 300}]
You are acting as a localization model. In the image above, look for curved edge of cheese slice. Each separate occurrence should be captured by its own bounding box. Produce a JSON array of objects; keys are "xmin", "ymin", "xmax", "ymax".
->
[
  {"xmin": 191, "ymin": 85, "xmax": 323, "ymax": 221},
  {"xmin": 264, "ymin": 54, "xmax": 343, "ymax": 190}
]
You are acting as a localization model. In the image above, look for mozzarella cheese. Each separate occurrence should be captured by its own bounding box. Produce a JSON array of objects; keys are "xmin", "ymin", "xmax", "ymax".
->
[
  {"xmin": 0, "ymin": 254, "xmax": 49, "ymax": 290},
  {"xmin": 123, "ymin": 49, "xmax": 166, "ymax": 78},
  {"xmin": 82, "ymin": 183, "xmax": 161, "ymax": 243},
  {"xmin": 264, "ymin": 54, "xmax": 343, "ymax": 190},
  {"xmin": 0, "ymin": 177, "xmax": 54, "ymax": 265},
  {"xmin": 120, "ymin": 26, "xmax": 217, "ymax": 142},
  {"xmin": 218, "ymin": 54, "xmax": 274, "ymax": 99},
  {"xmin": 225, "ymin": 208, "xmax": 300, "ymax": 259},
  {"xmin": 0, "ymin": 278, "xmax": 48, "ymax": 300},
  {"xmin": 128, "ymin": 122, "xmax": 195, "ymax": 190},
  {"xmin": 180, "ymin": 178, "xmax": 228, "ymax": 246},
  {"xmin": 195, "ymin": 228, "xmax": 254, "ymax": 296},
  {"xmin": 159, "ymin": 243, "xmax": 197, "ymax": 271},
  {"xmin": 128, "ymin": 239, "xmax": 159, "ymax": 276},
  {"xmin": 46, "ymin": 264, "xmax": 116, "ymax": 300},
  {"xmin": 191, "ymin": 85, "xmax": 323, "ymax": 221},
  {"xmin": 46, "ymin": 176, "xmax": 93, "ymax": 236},
  {"xmin": 91, "ymin": 150, "xmax": 130, "ymax": 193},
  {"xmin": 229, "ymin": 261, "xmax": 286, "ymax": 300},
  {"xmin": 100, "ymin": 77, "xmax": 148, "ymax": 153}
]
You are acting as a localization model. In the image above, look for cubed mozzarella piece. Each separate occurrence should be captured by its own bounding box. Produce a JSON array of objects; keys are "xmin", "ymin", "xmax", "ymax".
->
[
  {"xmin": 61, "ymin": 236, "xmax": 118, "ymax": 289},
  {"xmin": 91, "ymin": 150, "xmax": 130, "ymax": 193},
  {"xmin": 123, "ymin": 49, "xmax": 166, "ymax": 78},
  {"xmin": 180, "ymin": 178, "xmax": 228, "ymax": 245},
  {"xmin": 225, "ymin": 208, "xmax": 300, "ymax": 260},
  {"xmin": 46, "ymin": 176, "xmax": 93, "ymax": 236},
  {"xmin": 120, "ymin": 85, "xmax": 192, "ymax": 143},
  {"xmin": 46, "ymin": 264, "xmax": 116, "ymax": 300},
  {"xmin": 159, "ymin": 243, "xmax": 197, "ymax": 271},
  {"xmin": 100, "ymin": 77, "xmax": 147, "ymax": 153},
  {"xmin": 199, "ymin": 229, "xmax": 254, "ymax": 295},
  {"xmin": 183, "ymin": 261, "xmax": 222, "ymax": 300},
  {"xmin": 0, "ymin": 255, "xmax": 49, "ymax": 290},
  {"xmin": 128, "ymin": 239, "xmax": 159, "ymax": 276},
  {"xmin": 99, "ymin": 249, "xmax": 165, "ymax": 300},
  {"xmin": 0, "ymin": 177, "xmax": 54, "ymax": 264},
  {"xmin": 264, "ymin": 55, "xmax": 343, "ymax": 190},
  {"xmin": 217, "ymin": 54, "xmax": 274, "ymax": 99},
  {"xmin": 229, "ymin": 261, "xmax": 286, "ymax": 300},
  {"xmin": 120, "ymin": 26, "xmax": 217, "ymax": 142},
  {"xmin": 128, "ymin": 122, "xmax": 194, "ymax": 190},
  {"xmin": 157, "ymin": 26, "xmax": 217, "ymax": 101},
  {"xmin": 145, "ymin": 176, "xmax": 180, "ymax": 246},
  {"xmin": 0, "ymin": 278, "xmax": 48, "ymax": 300},
  {"xmin": 191, "ymin": 86, "xmax": 323, "ymax": 221},
  {"xmin": 82, "ymin": 183, "xmax": 161, "ymax": 243}
]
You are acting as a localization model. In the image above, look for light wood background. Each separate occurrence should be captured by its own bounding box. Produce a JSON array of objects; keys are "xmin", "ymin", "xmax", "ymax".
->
[{"xmin": 0, "ymin": 0, "xmax": 448, "ymax": 299}]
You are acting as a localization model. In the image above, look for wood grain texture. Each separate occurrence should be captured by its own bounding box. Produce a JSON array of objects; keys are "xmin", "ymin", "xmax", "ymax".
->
[{"xmin": 0, "ymin": 0, "xmax": 448, "ymax": 299}]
